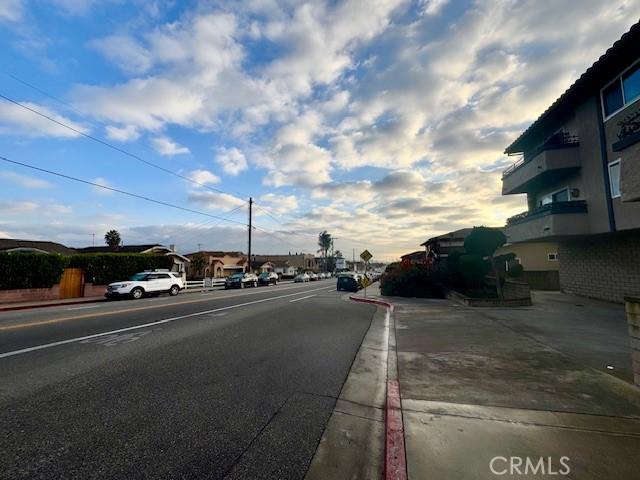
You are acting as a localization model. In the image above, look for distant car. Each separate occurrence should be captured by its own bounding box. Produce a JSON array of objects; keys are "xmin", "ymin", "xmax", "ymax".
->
[
  {"xmin": 336, "ymin": 273, "xmax": 360, "ymax": 292},
  {"xmin": 319, "ymin": 273, "xmax": 327, "ymax": 279},
  {"xmin": 258, "ymin": 272, "xmax": 279, "ymax": 286},
  {"xmin": 106, "ymin": 271, "xmax": 184, "ymax": 300},
  {"xmin": 308, "ymin": 272, "xmax": 319, "ymax": 281},
  {"xmin": 225, "ymin": 272, "xmax": 258, "ymax": 289},
  {"xmin": 294, "ymin": 273, "xmax": 310, "ymax": 283}
]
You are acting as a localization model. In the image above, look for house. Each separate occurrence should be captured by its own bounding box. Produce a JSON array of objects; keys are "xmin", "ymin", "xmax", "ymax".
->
[
  {"xmin": 76, "ymin": 243, "xmax": 190, "ymax": 276},
  {"xmin": 185, "ymin": 251, "xmax": 247, "ymax": 278},
  {"xmin": 400, "ymin": 250, "xmax": 427, "ymax": 265},
  {"xmin": 252, "ymin": 260, "xmax": 275, "ymax": 273},
  {"xmin": 0, "ymin": 238, "xmax": 77, "ymax": 255},
  {"xmin": 500, "ymin": 21, "xmax": 640, "ymax": 303},
  {"xmin": 251, "ymin": 253, "xmax": 317, "ymax": 271},
  {"xmin": 272, "ymin": 260, "xmax": 297, "ymax": 278},
  {"xmin": 495, "ymin": 242, "xmax": 560, "ymax": 290},
  {"xmin": 420, "ymin": 228, "xmax": 474, "ymax": 260}
]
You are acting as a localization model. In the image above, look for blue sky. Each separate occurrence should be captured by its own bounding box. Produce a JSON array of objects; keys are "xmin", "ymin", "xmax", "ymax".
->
[{"xmin": 1, "ymin": 0, "xmax": 639, "ymax": 260}]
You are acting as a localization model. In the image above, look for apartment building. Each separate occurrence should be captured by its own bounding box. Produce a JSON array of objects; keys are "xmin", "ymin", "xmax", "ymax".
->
[{"xmin": 501, "ymin": 22, "xmax": 640, "ymax": 302}]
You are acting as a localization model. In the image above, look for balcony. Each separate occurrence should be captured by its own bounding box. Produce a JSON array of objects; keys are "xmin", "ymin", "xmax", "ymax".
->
[
  {"xmin": 502, "ymin": 133, "xmax": 580, "ymax": 195},
  {"xmin": 505, "ymin": 201, "xmax": 589, "ymax": 243}
]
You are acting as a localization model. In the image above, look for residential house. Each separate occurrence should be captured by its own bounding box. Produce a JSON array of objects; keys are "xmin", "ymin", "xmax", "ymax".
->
[
  {"xmin": 76, "ymin": 243, "xmax": 190, "ymax": 276},
  {"xmin": 501, "ymin": 21, "xmax": 640, "ymax": 302},
  {"xmin": 400, "ymin": 250, "xmax": 427, "ymax": 265},
  {"xmin": 185, "ymin": 251, "xmax": 247, "ymax": 278},
  {"xmin": 420, "ymin": 228, "xmax": 474, "ymax": 260},
  {"xmin": 251, "ymin": 253, "xmax": 317, "ymax": 271},
  {"xmin": 272, "ymin": 260, "xmax": 296, "ymax": 278},
  {"xmin": 495, "ymin": 242, "xmax": 560, "ymax": 290},
  {"xmin": 0, "ymin": 238, "xmax": 77, "ymax": 255}
]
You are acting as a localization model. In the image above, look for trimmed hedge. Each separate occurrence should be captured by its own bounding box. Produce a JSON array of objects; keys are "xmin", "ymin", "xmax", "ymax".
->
[
  {"xmin": 68, "ymin": 254, "xmax": 174, "ymax": 285},
  {"xmin": 0, "ymin": 253, "xmax": 69, "ymax": 289},
  {"xmin": 0, "ymin": 253, "xmax": 174, "ymax": 290},
  {"xmin": 380, "ymin": 265, "xmax": 444, "ymax": 298}
]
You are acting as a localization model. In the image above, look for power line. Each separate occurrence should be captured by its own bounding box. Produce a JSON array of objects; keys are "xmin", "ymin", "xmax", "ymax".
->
[
  {"xmin": 0, "ymin": 154, "xmax": 249, "ymax": 227},
  {"xmin": 0, "ymin": 92, "xmax": 242, "ymax": 198}
]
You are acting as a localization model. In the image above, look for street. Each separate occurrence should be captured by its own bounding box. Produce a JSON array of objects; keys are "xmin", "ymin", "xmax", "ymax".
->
[{"xmin": 0, "ymin": 281, "xmax": 376, "ymax": 479}]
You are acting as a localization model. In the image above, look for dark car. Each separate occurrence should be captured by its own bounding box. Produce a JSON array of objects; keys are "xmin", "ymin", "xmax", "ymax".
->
[
  {"xmin": 336, "ymin": 273, "xmax": 360, "ymax": 292},
  {"xmin": 225, "ymin": 273, "xmax": 258, "ymax": 289},
  {"xmin": 258, "ymin": 272, "xmax": 279, "ymax": 286}
]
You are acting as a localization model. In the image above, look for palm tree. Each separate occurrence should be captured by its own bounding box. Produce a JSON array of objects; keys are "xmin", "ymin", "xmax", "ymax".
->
[
  {"xmin": 318, "ymin": 231, "xmax": 332, "ymax": 272},
  {"xmin": 104, "ymin": 229, "xmax": 121, "ymax": 248}
]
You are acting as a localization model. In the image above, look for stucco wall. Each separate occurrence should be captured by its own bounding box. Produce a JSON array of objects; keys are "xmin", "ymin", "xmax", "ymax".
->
[{"xmin": 558, "ymin": 231, "xmax": 640, "ymax": 303}]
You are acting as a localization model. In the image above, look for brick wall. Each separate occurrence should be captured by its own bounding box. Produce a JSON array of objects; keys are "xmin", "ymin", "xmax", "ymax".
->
[
  {"xmin": 0, "ymin": 285, "xmax": 60, "ymax": 304},
  {"xmin": 559, "ymin": 231, "xmax": 640, "ymax": 303}
]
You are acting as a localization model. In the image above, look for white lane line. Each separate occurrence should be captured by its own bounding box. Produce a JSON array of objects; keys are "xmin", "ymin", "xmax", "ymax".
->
[
  {"xmin": 289, "ymin": 294, "xmax": 316, "ymax": 303},
  {"xmin": 66, "ymin": 305, "xmax": 101, "ymax": 311},
  {"xmin": 0, "ymin": 285, "xmax": 331, "ymax": 359}
]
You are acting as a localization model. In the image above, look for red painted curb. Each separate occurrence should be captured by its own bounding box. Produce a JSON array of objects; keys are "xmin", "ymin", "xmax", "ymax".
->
[
  {"xmin": 385, "ymin": 379, "xmax": 407, "ymax": 480},
  {"xmin": 349, "ymin": 294, "xmax": 407, "ymax": 480},
  {"xmin": 0, "ymin": 298, "xmax": 106, "ymax": 312}
]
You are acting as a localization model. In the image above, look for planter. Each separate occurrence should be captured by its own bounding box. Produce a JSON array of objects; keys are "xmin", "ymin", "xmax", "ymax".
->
[
  {"xmin": 445, "ymin": 289, "xmax": 532, "ymax": 307},
  {"xmin": 625, "ymin": 297, "xmax": 640, "ymax": 386}
]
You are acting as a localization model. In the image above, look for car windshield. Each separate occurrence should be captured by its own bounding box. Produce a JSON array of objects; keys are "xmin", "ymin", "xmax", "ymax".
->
[
  {"xmin": 259, "ymin": 273, "xmax": 269, "ymax": 277},
  {"xmin": 229, "ymin": 273, "xmax": 244, "ymax": 279},
  {"xmin": 129, "ymin": 273, "xmax": 148, "ymax": 281}
]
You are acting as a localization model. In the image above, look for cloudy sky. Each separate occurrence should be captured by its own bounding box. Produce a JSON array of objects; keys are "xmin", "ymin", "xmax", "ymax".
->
[{"xmin": 0, "ymin": 0, "xmax": 638, "ymax": 260}]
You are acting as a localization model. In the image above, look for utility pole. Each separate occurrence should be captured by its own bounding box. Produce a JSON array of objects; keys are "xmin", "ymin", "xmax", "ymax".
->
[
  {"xmin": 92, "ymin": 233, "xmax": 95, "ymax": 246},
  {"xmin": 247, "ymin": 197, "xmax": 253, "ymax": 273},
  {"xmin": 353, "ymin": 248, "xmax": 355, "ymax": 272},
  {"xmin": 197, "ymin": 243, "xmax": 202, "ymax": 252}
]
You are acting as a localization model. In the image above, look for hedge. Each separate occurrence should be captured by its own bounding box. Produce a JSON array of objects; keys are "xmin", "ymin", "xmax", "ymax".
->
[
  {"xmin": 0, "ymin": 253, "xmax": 69, "ymax": 289},
  {"xmin": 68, "ymin": 254, "xmax": 174, "ymax": 285},
  {"xmin": 0, "ymin": 253, "xmax": 175, "ymax": 290}
]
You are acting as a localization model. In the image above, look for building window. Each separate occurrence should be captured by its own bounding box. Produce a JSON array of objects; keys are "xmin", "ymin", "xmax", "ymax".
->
[
  {"xmin": 609, "ymin": 159, "xmax": 621, "ymax": 198},
  {"xmin": 548, "ymin": 253, "xmax": 558, "ymax": 261},
  {"xmin": 551, "ymin": 188, "xmax": 569, "ymax": 203},
  {"xmin": 602, "ymin": 61, "xmax": 640, "ymax": 118}
]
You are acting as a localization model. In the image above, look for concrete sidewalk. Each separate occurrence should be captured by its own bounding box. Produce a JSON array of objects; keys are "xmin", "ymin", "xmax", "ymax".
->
[{"xmin": 366, "ymin": 286, "xmax": 640, "ymax": 479}]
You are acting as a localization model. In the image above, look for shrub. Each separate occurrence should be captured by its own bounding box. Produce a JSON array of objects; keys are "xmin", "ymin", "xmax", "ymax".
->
[
  {"xmin": 380, "ymin": 265, "xmax": 444, "ymax": 298},
  {"xmin": 506, "ymin": 263, "xmax": 524, "ymax": 278},
  {"xmin": 68, "ymin": 254, "xmax": 174, "ymax": 285},
  {"xmin": 0, "ymin": 253, "xmax": 69, "ymax": 289}
]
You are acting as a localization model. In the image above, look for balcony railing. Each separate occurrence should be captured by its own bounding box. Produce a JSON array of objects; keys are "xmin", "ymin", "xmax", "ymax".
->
[
  {"xmin": 503, "ymin": 132, "xmax": 579, "ymax": 178},
  {"xmin": 506, "ymin": 200, "xmax": 588, "ymax": 226}
]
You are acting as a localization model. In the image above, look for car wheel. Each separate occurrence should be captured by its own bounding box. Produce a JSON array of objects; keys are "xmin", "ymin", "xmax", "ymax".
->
[
  {"xmin": 240, "ymin": 282, "xmax": 245, "ymax": 289},
  {"xmin": 131, "ymin": 287, "xmax": 144, "ymax": 299},
  {"xmin": 169, "ymin": 285, "xmax": 180, "ymax": 296}
]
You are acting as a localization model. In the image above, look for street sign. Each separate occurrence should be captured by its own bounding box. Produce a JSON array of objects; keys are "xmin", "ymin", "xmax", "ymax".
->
[{"xmin": 360, "ymin": 250, "xmax": 372, "ymax": 262}]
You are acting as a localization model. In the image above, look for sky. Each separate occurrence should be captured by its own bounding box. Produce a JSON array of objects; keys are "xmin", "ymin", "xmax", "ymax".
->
[{"xmin": 0, "ymin": 0, "xmax": 639, "ymax": 261}]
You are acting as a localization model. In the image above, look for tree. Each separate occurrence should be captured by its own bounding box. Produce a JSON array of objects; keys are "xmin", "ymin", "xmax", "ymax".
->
[
  {"xmin": 463, "ymin": 226, "xmax": 507, "ymax": 298},
  {"xmin": 190, "ymin": 253, "xmax": 207, "ymax": 279},
  {"xmin": 317, "ymin": 231, "xmax": 332, "ymax": 272},
  {"xmin": 335, "ymin": 250, "xmax": 343, "ymax": 258},
  {"xmin": 104, "ymin": 229, "xmax": 121, "ymax": 248}
]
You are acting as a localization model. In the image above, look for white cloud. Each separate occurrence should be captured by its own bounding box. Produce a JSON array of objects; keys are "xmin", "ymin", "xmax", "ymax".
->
[
  {"xmin": 90, "ymin": 35, "xmax": 153, "ymax": 74},
  {"xmin": 188, "ymin": 169, "xmax": 220, "ymax": 185},
  {"xmin": 188, "ymin": 191, "xmax": 246, "ymax": 211},
  {"xmin": 0, "ymin": 171, "xmax": 52, "ymax": 189},
  {"xmin": 0, "ymin": 0, "xmax": 23, "ymax": 22},
  {"xmin": 0, "ymin": 99, "xmax": 88, "ymax": 138},
  {"xmin": 91, "ymin": 177, "xmax": 114, "ymax": 195},
  {"xmin": 105, "ymin": 124, "xmax": 140, "ymax": 142},
  {"xmin": 215, "ymin": 147, "xmax": 248, "ymax": 176},
  {"xmin": 150, "ymin": 136, "xmax": 190, "ymax": 156},
  {"xmin": 258, "ymin": 193, "xmax": 299, "ymax": 215},
  {"xmin": 420, "ymin": 0, "xmax": 449, "ymax": 16},
  {"xmin": 0, "ymin": 200, "xmax": 39, "ymax": 215}
]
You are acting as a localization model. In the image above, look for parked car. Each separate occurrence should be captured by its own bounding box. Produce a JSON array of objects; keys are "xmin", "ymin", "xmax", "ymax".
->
[
  {"xmin": 258, "ymin": 272, "xmax": 279, "ymax": 286},
  {"xmin": 294, "ymin": 273, "xmax": 310, "ymax": 283},
  {"xmin": 318, "ymin": 272, "xmax": 327, "ymax": 279},
  {"xmin": 106, "ymin": 271, "xmax": 184, "ymax": 300},
  {"xmin": 336, "ymin": 273, "xmax": 360, "ymax": 292},
  {"xmin": 225, "ymin": 272, "xmax": 258, "ymax": 289},
  {"xmin": 308, "ymin": 272, "xmax": 319, "ymax": 281}
]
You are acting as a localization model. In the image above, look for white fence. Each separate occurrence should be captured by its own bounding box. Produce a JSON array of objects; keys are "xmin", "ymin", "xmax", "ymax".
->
[{"xmin": 185, "ymin": 278, "xmax": 226, "ymax": 290}]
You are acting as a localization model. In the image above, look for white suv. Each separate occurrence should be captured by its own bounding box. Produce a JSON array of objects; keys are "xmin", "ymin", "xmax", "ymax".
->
[{"xmin": 105, "ymin": 271, "xmax": 185, "ymax": 300}]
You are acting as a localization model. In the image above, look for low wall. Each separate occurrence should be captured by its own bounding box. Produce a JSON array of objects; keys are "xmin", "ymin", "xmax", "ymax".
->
[
  {"xmin": 522, "ymin": 270, "xmax": 560, "ymax": 291},
  {"xmin": 83, "ymin": 283, "xmax": 107, "ymax": 297},
  {"xmin": 0, "ymin": 285, "xmax": 60, "ymax": 304},
  {"xmin": 625, "ymin": 297, "xmax": 640, "ymax": 386},
  {"xmin": 446, "ymin": 278, "xmax": 532, "ymax": 307}
]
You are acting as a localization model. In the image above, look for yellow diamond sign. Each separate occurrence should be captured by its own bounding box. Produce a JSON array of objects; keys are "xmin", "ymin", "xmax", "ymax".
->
[{"xmin": 360, "ymin": 250, "xmax": 372, "ymax": 262}]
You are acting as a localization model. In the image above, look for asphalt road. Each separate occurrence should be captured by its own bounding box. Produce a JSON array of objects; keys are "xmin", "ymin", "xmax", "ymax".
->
[{"xmin": 0, "ymin": 280, "xmax": 376, "ymax": 480}]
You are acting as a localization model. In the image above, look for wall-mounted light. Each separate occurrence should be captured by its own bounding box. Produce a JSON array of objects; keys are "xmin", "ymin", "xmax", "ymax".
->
[{"xmin": 570, "ymin": 188, "xmax": 580, "ymax": 198}]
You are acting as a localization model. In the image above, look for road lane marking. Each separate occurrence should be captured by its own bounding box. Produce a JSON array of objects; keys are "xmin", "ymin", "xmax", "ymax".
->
[
  {"xmin": 80, "ymin": 330, "xmax": 152, "ymax": 347},
  {"xmin": 289, "ymin": 295, "xmax": 316, "ymax": 303},
  {"xmin": 0, "ymin": 285, "xmax": 333, "ymax": 359},
  {"xmin": 0, "ymin": 283, "xmax": 332, "ymax": 332}
]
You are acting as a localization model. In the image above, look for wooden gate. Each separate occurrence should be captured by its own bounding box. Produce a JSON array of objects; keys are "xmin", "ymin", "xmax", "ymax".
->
[{"xmin": 59, "ymin": 268, "xmax": 85, "ymax": 299}]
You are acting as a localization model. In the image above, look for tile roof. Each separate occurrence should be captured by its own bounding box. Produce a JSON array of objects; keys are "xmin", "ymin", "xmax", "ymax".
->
[{"xmin": 0, "ymin": 238, "xmax": 77, "ymax": 255}]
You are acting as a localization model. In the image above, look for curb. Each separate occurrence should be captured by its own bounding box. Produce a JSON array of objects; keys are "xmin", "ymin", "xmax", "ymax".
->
[
  {"xmin": 349, "ymin": 295, "xmax": 407, "ymax": 480},
  {"xmin": 0, "ymin": 297, "xmax": 107, "ymax": 312}
]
